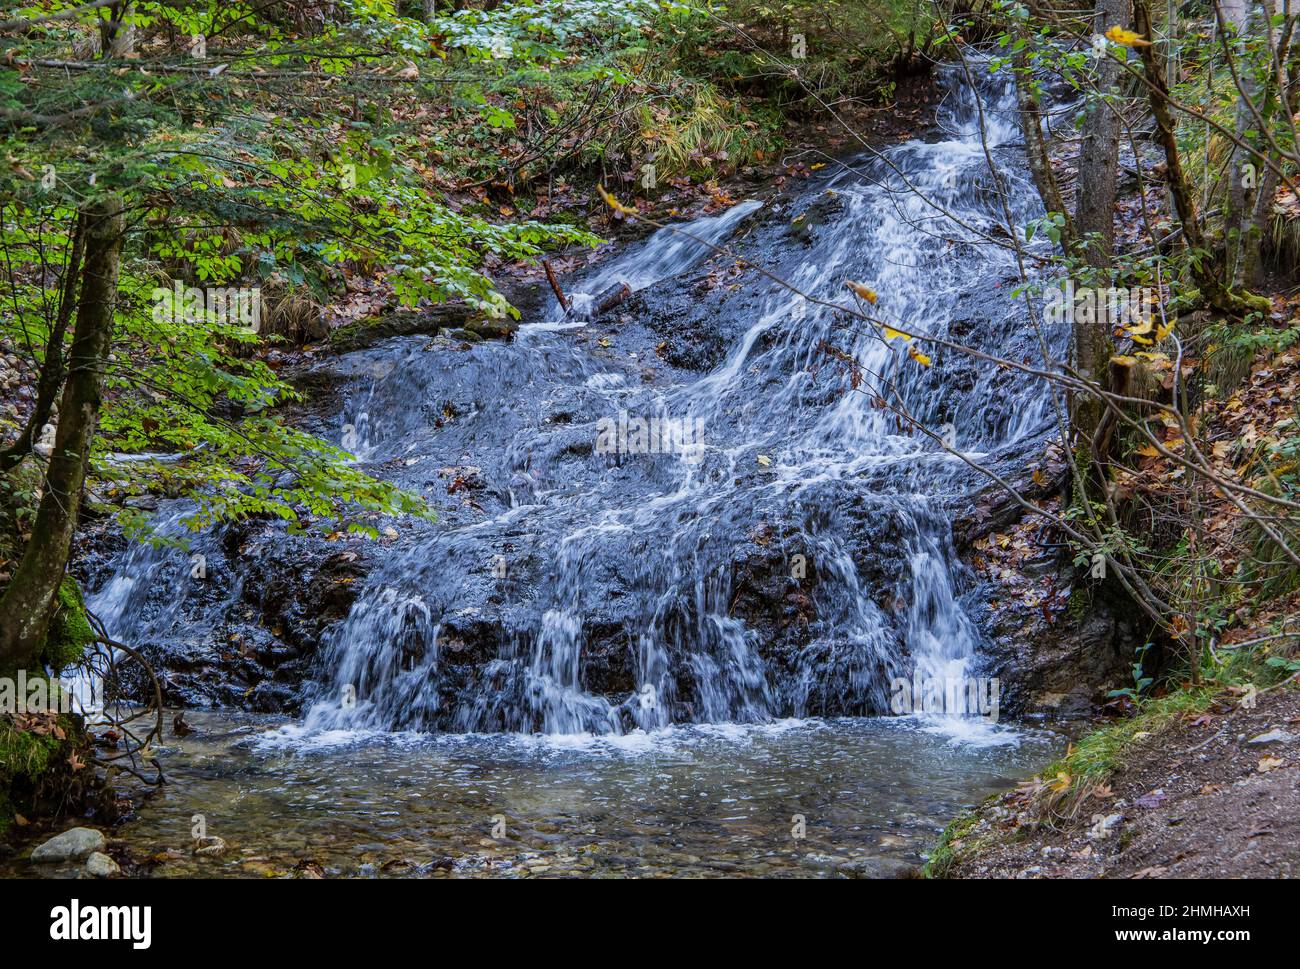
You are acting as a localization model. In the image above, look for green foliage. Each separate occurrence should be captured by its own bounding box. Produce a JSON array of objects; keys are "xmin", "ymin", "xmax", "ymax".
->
[
  {"xmin": 0, "ymin": 2, "xmax": 622, "ymax": 546},
  {"xmin": 0, "ymin": 1, "xmax": 941, "ymax": 546},
  {"xmin": 1106, "ymin": 642, "xmax": 1155, "ymax": 701}
]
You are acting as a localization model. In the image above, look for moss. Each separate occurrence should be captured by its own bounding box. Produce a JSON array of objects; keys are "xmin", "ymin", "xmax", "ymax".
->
[
  {"xmin": 922, "ymin": 803, "xmax": 989, "ymax": 879},
  {"xmin": 0, "ymin": 712, "xmax": 101, "ymax": 837},
  {"xmin": 1066, "ymin": 585, "xmax": 1090, "ymax": 621},
  {"xmin": 0, "ymin": 720, "xmax": 59, "ymax": 778},
  {"xmin": 39, "ymin": 576, "xmax": 96, "ymax": 673},
  {"xmin": 0, "ymin": 717, "xmax": 62, "ymax": 833},
  {"xmin": 1045, "ymin": 688, "xmax": 1215, "ymax": 787}
]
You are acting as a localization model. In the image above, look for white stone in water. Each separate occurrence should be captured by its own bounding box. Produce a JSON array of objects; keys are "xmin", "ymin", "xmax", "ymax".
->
[
  {"xmin": 30, "ymin": 826, "xmax": 106, "ymax": 863},
  {"xmin": 85, "ymin": 851, "xmax": 120, "ymax": 877}
]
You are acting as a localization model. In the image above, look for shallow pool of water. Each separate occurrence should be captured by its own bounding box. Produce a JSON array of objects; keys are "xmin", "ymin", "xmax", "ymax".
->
[{"xmin": 13, "ymin": 712, "xmax": 1062, "ymax": 878}]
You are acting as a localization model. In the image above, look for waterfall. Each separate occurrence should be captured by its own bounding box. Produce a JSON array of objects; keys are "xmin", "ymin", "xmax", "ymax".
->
[{"xmin": 91, "ymin": 59, "xmax": 1064, "ymax": 739}]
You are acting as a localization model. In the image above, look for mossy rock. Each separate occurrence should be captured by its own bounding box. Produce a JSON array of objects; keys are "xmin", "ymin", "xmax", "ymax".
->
[{"xmin": 328, "ymin": 303, "xmax": 479, "ymax": 351}]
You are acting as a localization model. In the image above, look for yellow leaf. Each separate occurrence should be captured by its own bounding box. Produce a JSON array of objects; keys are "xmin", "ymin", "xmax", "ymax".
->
[
  {"xmin": 1135, "ymin": 351, "xmax": 1170, "ymax": 366},
  {"xmin": 845, "ymin": 280, "xmax": 878, "ymax": 304},
  {"xmin": 597, "ymin": 184, "xmax": 638, "ymax": 216},
  {"xmin": 1258, "ymin": 755, "xmax": 1285, "ymax": 772},
  {"xmin": 1031, "ymin": 469, "xmax": 1046, "ymax": 487},
  {"xmin": 1106, "ymin": 26, "xmax": 1152, "ymax": 46},
  {"xmin": 908, "ymin": 345, "xmax": 932, "ymax": 367},
  {"xmin": 883, "ymin": 325, "xmax": 909, "ymax": 342},
  {"xmin": 1111, "ymin": 354, "xmax": 1139, "ymax": 367}
]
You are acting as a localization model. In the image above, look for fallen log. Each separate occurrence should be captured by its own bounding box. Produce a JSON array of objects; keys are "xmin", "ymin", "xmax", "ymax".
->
[
  {"xmin": 591, "ymin": 282, "xmax": 631, "ymax": 316},
  {"xmin": 328, "ymin": 302, "xmax": 479, "ymax": 351}
]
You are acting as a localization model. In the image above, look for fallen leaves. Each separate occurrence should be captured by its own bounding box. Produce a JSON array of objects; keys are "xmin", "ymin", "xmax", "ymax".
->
[
  {"xmin": 1257, "ymin": 755, "xmax": 1286, "ymax": 772},
  {"xmin": 845, "ymin": 280, "xmax": 878, "ymax": 304},
  {"xmin": 1134, "ymin": 788, "xmax": 1167, "ymax": 809}
]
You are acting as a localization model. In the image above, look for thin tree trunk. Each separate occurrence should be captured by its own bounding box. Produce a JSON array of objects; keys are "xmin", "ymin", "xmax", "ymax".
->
[
  {"xmin": 1224, "ymin": 1, "xmax": 1263, "ymax": 286},
  {"xmin": 1075, "ymin": 0, "xmax": 1131, "ymax": 269},
  {"xmin": 0, "ymin": 195, "xmax": 124, "ymax": 670},
  {"xmin": 1132, "ymin": 0, "xmax": 1238, "ymax": 310},
  {"xmin": 1013, "ymin": 49, "xmax": 1075, "ymax": 250},
  {"xmin": 0, "ymin": 212, "xmax": 87, "ymax": 474},
  {"xmin": 100, "ymin": 2, "xmax": 134, "ymax": 59}
]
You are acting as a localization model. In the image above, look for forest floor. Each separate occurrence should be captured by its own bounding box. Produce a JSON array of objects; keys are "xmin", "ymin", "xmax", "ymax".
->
[{"xmin": 939, "ymin": 686, "xmax": 1300, "ymax": 878}]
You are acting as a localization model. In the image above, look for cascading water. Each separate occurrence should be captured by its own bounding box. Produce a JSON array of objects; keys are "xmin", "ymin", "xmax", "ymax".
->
[
  {"xmin": 287, "ymin": 58, "xmax": 1059, "ymax": 737},
  {"xmin": 90, "ymin": 59, "xmax": 1064, "ymax": 741}
]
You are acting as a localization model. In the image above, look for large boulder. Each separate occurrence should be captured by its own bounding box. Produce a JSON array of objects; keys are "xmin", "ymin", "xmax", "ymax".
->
[{"xmin": 30, "ymin": 826, "xmax": 105, "ymax": 864}]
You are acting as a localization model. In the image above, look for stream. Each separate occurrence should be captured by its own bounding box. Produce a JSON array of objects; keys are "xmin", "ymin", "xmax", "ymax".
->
[{"xmin": 26, "ymin": 59, "xmax": 1072, "ymax": 877}]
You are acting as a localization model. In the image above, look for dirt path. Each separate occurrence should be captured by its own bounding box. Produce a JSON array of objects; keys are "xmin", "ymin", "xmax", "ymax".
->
[{"xmin": 941, "ymin": 688, "xmax": 1300, "ymax": 878}]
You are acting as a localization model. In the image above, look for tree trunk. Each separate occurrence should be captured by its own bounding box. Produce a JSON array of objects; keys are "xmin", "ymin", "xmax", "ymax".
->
[
  {"xmin": 1013, "ymin": 49, "xmax": 1075, "ymax": 251},
  {"xmin": 1224, "ymin": 1, "xmax": 1263, "ymax": 287},
  {"xmin": 0, "ymin": 211, "xmax": 86, "ymax": 474},
  {"xmin": 1248, "ymin": 147, "xmax": 1281, "ymax": 282},
  {"xmin": 0, "ymin": 195, "xmax": 124, "ymax": 671},
  {"xmin": 1075, "ymin": 0, "xmax": 1131, "ymax": 269},
  {"xmin": 1132, "ymin": 0, "xmax": 1238, "ymax": 311},
  {"xmin": 100, "ymin": 2, "xmax": 134, "ymax": 59},
  {"xmin": 1072, "ymin": 0, "xmax": 1131, "ymax": 451}
]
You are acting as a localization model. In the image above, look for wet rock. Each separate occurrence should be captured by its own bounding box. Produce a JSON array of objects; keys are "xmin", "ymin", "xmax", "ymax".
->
[
  {"xmin": 30, "ymin": 827, "xmax": 106, "ymax": 864},
  {"xmin": 194, "ymin": 836, "xmax": 228, "ymax": 857},
  {"xmin": 85, "ymin": 852, "xmax": 120, "ymax": 877},
  {"xmin": 630, "ymin": 289, "xmax": 733, "ymax": 372},
  {"xmin": 835, "ymin": 857, "xmax": 918, "ymax": 878}
]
